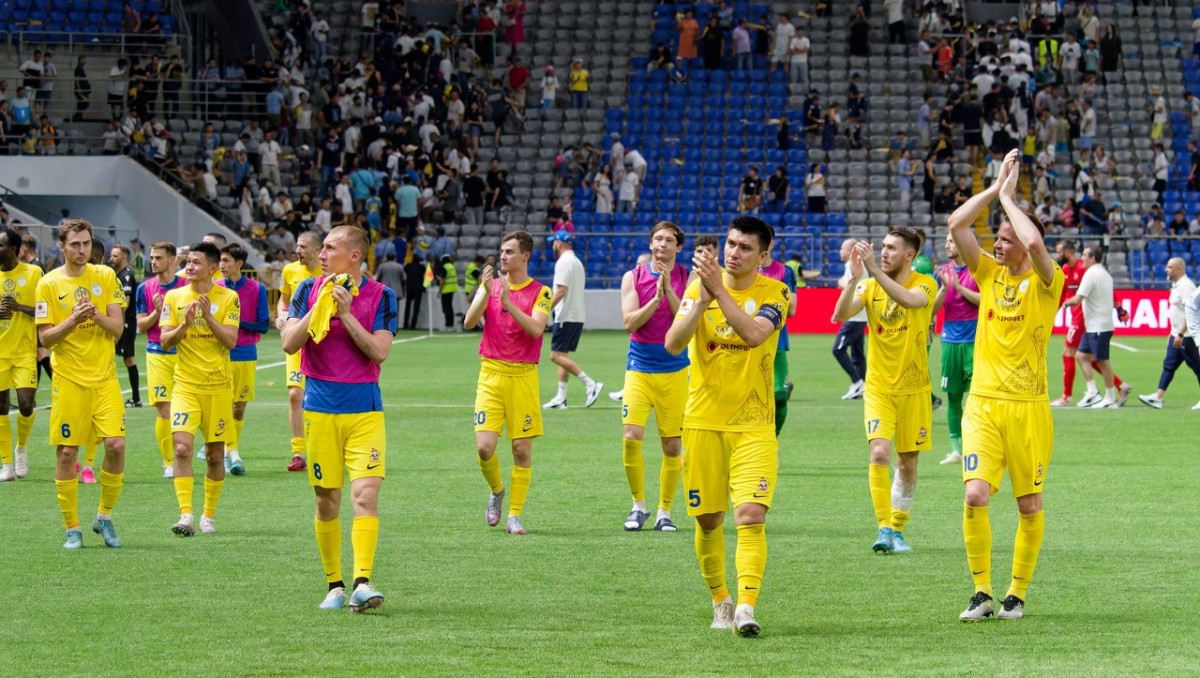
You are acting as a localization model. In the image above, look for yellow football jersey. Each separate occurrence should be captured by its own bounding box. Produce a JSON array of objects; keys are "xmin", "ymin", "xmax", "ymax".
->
[
  {"xmin": 161, "ymin": 283, "xmax": 241, "ymax": 394},
  {"xmin": 970, "ymin": 254, "xmax": 1065, "ymax": 401},
  {"xmin": 281, "ymin": 260, "xmax": 321, "ymax": 306},
  {"xmin": 676, "ymin": 274, "xmax": 789, "ymax": 433},
  {"xmin": 34, "ymin": 264, "xmax": 125, "ymax": 388},
  {"xmin": 854, "ymin": 272, "xmax": 937, "ymax": 396},
  {"xmin": 0, "ymin": 262, "xmax": 43, "ymax": 358}
]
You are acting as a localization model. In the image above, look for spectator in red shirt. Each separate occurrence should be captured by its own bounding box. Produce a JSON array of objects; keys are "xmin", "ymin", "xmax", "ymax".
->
[{"xmin": 507, "ymin": 56, "xmax": 531, "ymax": 110}]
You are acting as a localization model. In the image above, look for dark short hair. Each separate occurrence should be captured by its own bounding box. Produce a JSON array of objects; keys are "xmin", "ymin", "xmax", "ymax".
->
[
  {"xmin": 729, "ymin": 216, "xmax": 774, "ymax": 251},
  {"xmin": 221, "ymin": 242, "xmax": 249, "ymax": 264},
  {"xmin": 0, "ymin": 227, "xmax": 20, "ymax": 251},
  {"xmin": 502, "ymin": 230, "xmax": 534, "ymax": 254},
  {"xmin": 190, "ymin": 241, "xmax": 222, "ymax": 265},
  {"xmin": 886, "ymin": 226, "xmax": 922, "ymax": 253},
  {"xmin": 694, "ymin": 234, "xmax": 720, "ymax": 251},
  {"xmin": 113, "ymin": 244, "xmax": 131, "ymax": 258},
  {"xmin": 58, "ymin": 218, "xmax": 93, "ymax": 244},
  {"xmin": 650, "ymin": 221, "xmax": 685, "ymax": 247}
]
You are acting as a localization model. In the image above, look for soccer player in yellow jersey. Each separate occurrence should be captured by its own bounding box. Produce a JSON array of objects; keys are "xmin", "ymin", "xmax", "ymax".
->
[
  {"xmin": 135, "ymin": 241, "xmax": 188, "ymax": 478},
  {"xmin": 159, "ymin": 241, "xmax": 240, "ymax": 536},
  {"xmin": 949, "ymin": 149, "xmax": 1065, "ymax": 622},
  {"xmin": 0, "ymin": 228, "xmax": 42, "ymax": 483},
  {"xmin": 276, "ymin": 231, "xmax": 323, "ymax": 472},
  {"xmin": 833, "ymin": 228, "xmax": 937, "ymax": 555},
  {"xmin": 34, "ymin": 219, "xmax": 128, "ymax": 549},
  {"xmin": 665, "ymin": 217, "xmax": 789, "ymax": 637}
]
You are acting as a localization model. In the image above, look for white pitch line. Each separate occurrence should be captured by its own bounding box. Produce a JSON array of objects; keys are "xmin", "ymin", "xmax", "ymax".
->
[{"xmin": 1111, "ymin": 341, "xmax": 1140, "ymax": 353}]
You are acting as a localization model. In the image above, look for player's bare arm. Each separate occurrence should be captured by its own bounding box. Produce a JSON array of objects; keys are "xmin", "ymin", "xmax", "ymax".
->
[
  {"xmin": 621, "ymin": 269, "xmax": 662, "ymax": 333},
  {"xmin": 949, "ymin": 149, "xmax": 1018, "ymax": 271},
  {"xmin": 832, "ymin": 243, "xmax": 866, "ymax": 322},
  {"xmin": 135, "ymin": 292, "xmax": 162, "ymax": 332},
  {"xmin": 280, "ymin": 310, "xmax": 312, "ymax": 354},
  {"xmin": 659, "ymin": 262, "xmax": 682, "ymax": 315},
  {"xmin": 37, "ymin": 297, "xmax": 97, "ymax": 348},
  {"xmin": 0, "ymin": 294, "xmax": 34, "ymax": 317},
  {"xmin": 998, "ymin": 164, "xmax": 1056, "ymax": 285},
  {"xmin": 331, "ymin": 284, "xmax": 393, "ymax": 364},
  {"xmin": 856, "ymin": 241, "xmax": 928, "ymax": 309},
  {"xmin": 463, "ymin": 265, "xmax": 493, "ymax": 330},
  {"xmin": 158, "ymin": 301, "xmax": 196, "ymax": 350}
]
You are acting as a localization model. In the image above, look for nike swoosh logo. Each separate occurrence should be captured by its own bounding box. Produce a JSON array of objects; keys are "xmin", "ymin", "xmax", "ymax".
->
[
  {"xmin": 1033, "ymin": 479, "xmax": 1043, "ymax": 486},
  {"xmin": 522, "ymin": 426, "xmax": 533, "ymax": 432},
  {"xmin": 752, "ymin": 493, "xmax": 768, "ymax": 499},
  {"xmin": 972, "ymin": 570, "xmax": 986, "ymax": 575},
  {"xmin": 325, "ymin": 572, "xmax": 336, "ymax": 577},
  {"xmin": 214, "ymin": 432, "xmax": 224, "ymax": 437},
  {"xmin": 366, "ymin": 463, "xmax": 380, "ymax": 470}
]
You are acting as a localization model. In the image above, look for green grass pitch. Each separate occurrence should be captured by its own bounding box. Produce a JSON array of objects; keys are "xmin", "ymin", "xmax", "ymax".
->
[{"xmin": 1, "ymin": 330, "xmax": 1199, "ymax": 677}]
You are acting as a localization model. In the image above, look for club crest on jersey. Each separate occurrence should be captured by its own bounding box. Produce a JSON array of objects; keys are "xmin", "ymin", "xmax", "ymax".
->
[
  {"xmin": 92, "ymin": 284, "xmax": 103, "ymax": 296},
  {"xmin": 2, "ymin": 279, "xmax": 14, "ymax": 294},
  {"xmin": 523, "ymin": 414, "xmax": 532, "ymax": 426},
  {"xmin": 240, "ymin": 385, "xmax": 250, "ymax": 396},
  {"xmin": 757, "ymin": 477, "xmax": 769, "ymax": 492},
  {"xmin": 918, "ymin": 426, "xmax": 928, "ymax": 440},
  {"xmin": 217, "ymin": 419, "xmax": 226, "ymax": 431},
  {"xmin": 743, "ymin": 300, "xmax": 757, "ymax": 314},
  {"xmin": 1036, "ymin": 463, "xmax": 1043, "ymax": 478},
  {"xmin": 74, "ymin": 287, "xmax": 91, "ymax": 302},
  {"xmin": 370, "ymin": 448, "xmax": 380, "ymax": 462}
]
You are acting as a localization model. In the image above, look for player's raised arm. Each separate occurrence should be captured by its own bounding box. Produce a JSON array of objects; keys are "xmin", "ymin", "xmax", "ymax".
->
[
  {"xmin": 949, "ymin": 149, "xmax": 1016, "ymax": 271},
  {"xmin": 463, "ymin": 265, "xmax": 492, "ymax": 330},
  {"xmin": 622, "ymin": 269, "xmax": 660, "ymax": 333},
  {"xmin": 855, "ymin": 241, "xmax": 929, "ymax": 309},
  {"xmin": 832, "ymin": 242, "xmax": 866, "ymax": 322},
  {"xmin": 998, "ymin": 160, "xmax": 1056, "ymax": 285}
]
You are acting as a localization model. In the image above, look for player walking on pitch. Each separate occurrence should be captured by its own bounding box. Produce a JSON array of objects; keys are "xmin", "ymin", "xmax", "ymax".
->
[
  {"xmin": 0, "ymin": 228, "xmax": 42, "ymax": 482},
  {"xmin": 282, "ymin": 226, "xmax": 398, "ymax": 612},
  {"xmin": 465, "ymin": 231, "xmax": 553, "ymax": 536},
  {"xmin": 618, "ymin": 222, "xmax": 688, "ymax": 532},
  {"xmin": 217, "ymin": 243, "xmax": 270, "ymax": 475},
  {"xmin": 135, "ymin": 241, "xmax": 188, "ymax": 477},
  {"xmin": 935, "ymin": 232, "xmax": 980, "ymax": 466},
  {"xmin": 665, "ymin": 217, "xmax": 789, "ymax": 637},
  {"xmin": 277, "ymin": 232, "xmax": 323, "ymax": 471},
  {"xmin": 833, "ymin": 228, "xmax": 936, "ymax": 555},
  {"xmin": 159, "ymin": 241, "xmax": 240, "ymax": 536},
  {"xmin": 949, "ymin": 149, "xmax": 1064, "ymax": 621},
  {"xmin": 34, "ymin": 220, "xmax": 128, "ymax": 549}
]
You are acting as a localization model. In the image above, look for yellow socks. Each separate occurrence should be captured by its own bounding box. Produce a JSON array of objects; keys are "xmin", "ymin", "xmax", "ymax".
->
[
  {"xmin": 1008, "ymin": 511, "xmax": 1045, "ymax": 601},
  {"xmin": 83, "ymin": 444, "xmax": 97, "ymax": 469},
  {"xmin": 891, "ymin": 509, "xmax": 911, "ymax": 533},
  {"xmin": 98, "ymin": 470, "xmax": 124, "ymax": 516},
  {"xmin": 868, "ymin": 463, "xmax": 890, "ymax": 528},
  {"xmin": 736, "ymin": 523, "xmax": 767, "ymax": 608},
  {"xmin": 695, "ymin": 523, "xmax": 728, "ymax": 603},
  {"xmin": 963, "ymin": 504, "xmax": 993, "ymax": 596},
  {"xmin": 230, "ymin": 417, "xmax": 244, "ymax": 452},
  {"xmin": 352, "ymin": 516, "xmax": 379, "ymax": 582},
  {"xmin": 155, "ymin": 417, "xmax": 173, "ymax": 466},
  {"xmin": 315, "ymin": 517, "xmax": 342, "ymax": 583},
  {"xmin": 509, "ymin": 466, "xmax": 531, "ymax": 516},
  {"xmin": 174, "ymin": 475, "xmax": 194, "ymax": 514},
  {"xmin": 622, "ymin": 438, "xmax": 645, "ymax": 502},
  {"xmin": 659, "ymin": 453, "xmax": 681, "ymax": 511},
  {"xmin": 478, "ymin": 453, "xmax": 503, "ymax": 493},
  {"xmin": 0, "ymin": 416, "xmax": 10, "ymax": 464},
  {"xmin": 202, "ymin": 477, "xmax": 224, "ymax": 518},
  {"xmin": 16, "ymin": 412, "xmax": 34, "ymax": 448},
  {"xmin": 291, "ymin": 437, "xmax": 305, "ymax": 457},
  {"xmin": 56, "ymin": 477, "xmax": 80, "ymax": 529}
]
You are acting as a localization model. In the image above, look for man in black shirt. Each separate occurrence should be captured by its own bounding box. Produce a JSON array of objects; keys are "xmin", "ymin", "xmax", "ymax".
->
[
  {"xmin": 463, "ymin": 164, "xmax": 488, "ymax": 226},
  {"xmin": 73, "ymin": 55, "xmax": 90, "ymax": 122},
  {"xmin": 739, "ymin": 165, "xmax": 763, "ymax": 215},
  {"xmin": 317, "ymin": 127, "xmax": 343, "ymax": 200},
  {"xmin": 109, "ymin": 244, "xmax": 142, "ymax": 407}
]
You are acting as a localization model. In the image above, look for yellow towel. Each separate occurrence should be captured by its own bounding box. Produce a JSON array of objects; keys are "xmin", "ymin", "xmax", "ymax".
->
[{"xmin": 307, "ymin": 274, "xmax": 358, "ymax": 343}]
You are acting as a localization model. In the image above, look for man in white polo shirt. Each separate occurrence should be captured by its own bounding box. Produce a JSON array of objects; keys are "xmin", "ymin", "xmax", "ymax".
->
[
  {"xmin": 542, "ymin": 230, "xmax": 604, "ymax": 410},
  {"xmin": 1064, "ymin": 246, "xmax": 1121, "ymax": 408},
  {"xmin": 1139, "ymin": 258, "xmax": 1200, "ymax": 410}
]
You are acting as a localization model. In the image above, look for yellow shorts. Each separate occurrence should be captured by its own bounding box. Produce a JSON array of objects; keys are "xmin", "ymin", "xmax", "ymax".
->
[
  {"xmin": 170, "ymin": 390, "xmax": 234, "ymax": 444},
  {"xmin": 146, "ymin": 352, "xmax": 177, "ymax": 405},
  {"xmin": 0, "ymin": 353, "xmax": 37, "ymax": 391},
  {"xmin": 286, "ymin": 351, "xmax": 305, "ymax": 389},
  {"xmin": 682, "ymin": 428, "xmax": 777, "ymax": 517},
  {"xmin": 304, "ymin": 410, "xmax": 386, "ymax": 488},
  {"xmin": 49, "ymin": 377, "xmax": 125, "ymax": 446},
  {"xmin": 231, "ymin": 361, "xmax": 256, "ymax": 402},
  {"xmin": 862, "ymin": 390, "xmax": 932, "ymax": 452},
  {"xmin": 962, "ymin": 396, "xmax": 1053, "ymax": 497},
  {"xmin": 474, "ymin": 368, "xmax": 543, "ymax": 439},
  {"xmin": 621, "ymin": 369, "xmax": 687, "ymax": 438}
]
